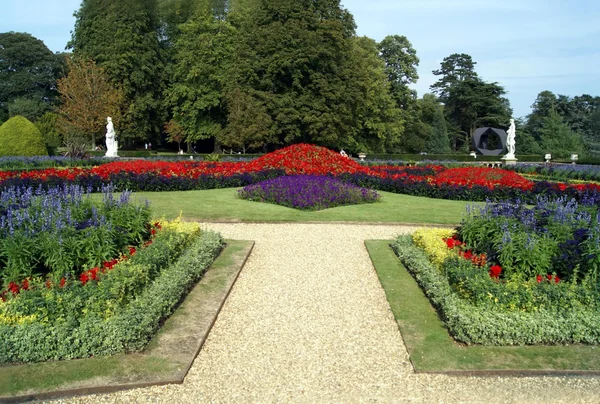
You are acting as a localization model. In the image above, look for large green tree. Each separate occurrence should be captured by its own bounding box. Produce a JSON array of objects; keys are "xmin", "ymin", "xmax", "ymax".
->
[
  {"xmin": 431, "ymin": 54, "xmax": 511, "ymax": 151},
  {"xmin": 346, "ymin": 36, "xmax": 402, "ymax": 153},
  {"xmin": 539, "ymin": 110, "xmax": 584, "ymax": 158},
  {"xmin": 0, "ymin": 32, "xmax": 65, "ymax": 122},
  {"xmin": 430, "ymin": 53, "xmax": 477, "ymax": 104},
  {"xmin": 69, "ymin": 0, "xmax": 166, "ymax": 146},
  {"xmin": 225, "ymin": 0, "xmax": 366, "ymax": 150},
  {"xmin": 378, "ymin": 35, "xmax": 419, "ymax": 110},
  {"xmin": 165, "ymin": 2, "xmax": 235, "ymax": 151}
]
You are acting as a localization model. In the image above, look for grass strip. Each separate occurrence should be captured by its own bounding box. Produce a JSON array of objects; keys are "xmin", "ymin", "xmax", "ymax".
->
[
  {"xmin": 366, "ymin": 240, "xmax": 600, "ymax": 373},
  {"xmin": 133, "ymin": 188, "xmax": 471, "ymax": 225}
]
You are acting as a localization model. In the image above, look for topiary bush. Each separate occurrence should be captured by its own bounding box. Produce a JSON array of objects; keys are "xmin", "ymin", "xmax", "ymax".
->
[{"xmin": 0, "ymin": 116, "xmax": 48, "ymax": 156}]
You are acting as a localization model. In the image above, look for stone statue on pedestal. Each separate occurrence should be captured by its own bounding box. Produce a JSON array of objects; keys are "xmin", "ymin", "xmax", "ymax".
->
[
  {"xmin": 506, "ymin": 119, "xmax": 516, "ymax": 158},
  {"xmin": 105, "ymin": 117, "xmax": 118, "ymax": 158}
]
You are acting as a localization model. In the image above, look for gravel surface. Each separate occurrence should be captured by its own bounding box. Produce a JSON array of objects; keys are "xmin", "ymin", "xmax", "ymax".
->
[{"xmin": 50, "ymin": 223, "xmax": 600, "ymax": 403}]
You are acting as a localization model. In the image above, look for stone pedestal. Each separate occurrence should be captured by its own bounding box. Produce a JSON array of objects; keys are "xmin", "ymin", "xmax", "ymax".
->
[{"xmin": 501, "ymin": 155, "xmax": 517, "ymax": 166}]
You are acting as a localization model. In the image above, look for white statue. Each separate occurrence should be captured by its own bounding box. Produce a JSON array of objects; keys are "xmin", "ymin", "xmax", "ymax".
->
[
  {"xmin": 505, "ymin": 118, "xmax": 516, "ymax": 158},
  {"xmin": 105, "ymin": 117, "xmax": 118, "ymax": 157}
]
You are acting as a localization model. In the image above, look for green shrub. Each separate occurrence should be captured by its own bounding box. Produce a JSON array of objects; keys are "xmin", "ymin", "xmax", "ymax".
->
[
  {"xmin": 0, "ymin": 116, "xmax": 48, "ymax": 156},
  {"xmin": 0, "ymin": 230, "xmax": 223, "ymax": 364},
  {"xmin": 392, "ymin": 235, "xmax": 600, "ymax": 345},
  {"xmin": 35, "ymin": 112, "xmax": 62, "ymax": 155}
]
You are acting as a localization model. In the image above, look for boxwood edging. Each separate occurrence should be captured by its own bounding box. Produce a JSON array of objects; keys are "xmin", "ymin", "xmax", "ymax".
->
[
  {"xmin": 391, "ymin": 235, "xmax": 600, "ymax": 345},
  {"xmin": 0, "ymin": 231, "xmax": 224, "ymax": 364}
]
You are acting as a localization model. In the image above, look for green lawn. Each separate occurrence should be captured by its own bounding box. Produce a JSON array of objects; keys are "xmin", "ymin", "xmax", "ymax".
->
[
  {"xmin": 132, "ymin": 188, "xmax": 473, "ymax": 225},
  {"xmin": 366, "ymin": 240, "xmax": 600, "ymax": 374}
]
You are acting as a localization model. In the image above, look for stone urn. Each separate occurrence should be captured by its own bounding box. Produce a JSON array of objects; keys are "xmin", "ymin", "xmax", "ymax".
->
[{"xmin": 358, "ymin": 152, "xmax": 367, "ymax": 162}]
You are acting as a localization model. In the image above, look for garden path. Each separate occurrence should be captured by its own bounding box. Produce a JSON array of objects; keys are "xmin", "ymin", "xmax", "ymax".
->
[{"xmin": 56, "ymin": 223, "xmax": 600, "ymax": 403}]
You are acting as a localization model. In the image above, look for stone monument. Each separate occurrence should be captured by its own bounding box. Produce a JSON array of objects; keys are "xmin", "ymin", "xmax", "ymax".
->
[
  {"xmin": 105, "ymin": 117, "xmax": 118, "ymax": 158},
  {"xmin": 501, "ymin": 118, "xmax": 517, "ymax": 165}
]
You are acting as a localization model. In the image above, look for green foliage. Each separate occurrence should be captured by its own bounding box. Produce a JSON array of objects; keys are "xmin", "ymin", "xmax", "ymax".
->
[
  {"xmin": 346, "ymin": 36, "xmax": 402, "ymax": 153},
  {"xmin": 378, "ymin": 35, "xmax": 419, "ymax": 110},
  {"xmin": 35, "ymin": 112, "xmax": 62, "ymax": 155},
  {"xmin": 0, "ymin": 116, "xmax": 48, "ymax": 156},
  {"xmin": 226, "ymin": 0, "xmax": 378, "ymax": 150},
  {"xmin": 165, "ymin": 5, "xmax": 235, "ymax": 146},
  {"xmin": 539, "ymin": 110, "xmax": 585, "ymax": 158},
  {"xmin": 0, "ymin": 32, "xmax": 65, "ymax": 122},
  {"xmin": 69, "ymin": 0, "xmax": 167, "ymax": 145},
  {"xmin": 0, "ymin": 230, "xmax": 223, "ymax": 364},
  {"xmin": 392, "ymin": 235, "xmax": 600, "ymax": 345}
]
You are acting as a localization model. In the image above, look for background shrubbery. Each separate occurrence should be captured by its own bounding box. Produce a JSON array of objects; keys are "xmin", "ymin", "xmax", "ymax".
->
[{"xmin": 0, "ymin": 116, "xmax": 48, "ymax": 157}]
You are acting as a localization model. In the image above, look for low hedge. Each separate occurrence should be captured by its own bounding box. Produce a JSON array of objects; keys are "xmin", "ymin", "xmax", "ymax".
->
[
  {"xmin": 391, "ymin": 235, "xmax": 600, "ymax": 345},
  {"xmin": 0, "ymin": 228, "xmax": 223, "ymax": 364}
]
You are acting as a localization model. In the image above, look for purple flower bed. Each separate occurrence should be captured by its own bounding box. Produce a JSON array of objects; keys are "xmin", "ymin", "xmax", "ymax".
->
[{"xmin": 238, "ymin": 175, "xmax": 380, "ymax": 211}]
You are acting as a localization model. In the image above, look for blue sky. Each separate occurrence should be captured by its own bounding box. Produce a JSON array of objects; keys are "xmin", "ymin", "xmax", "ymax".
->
[{"xmin": 3, "ymin": 0, "xmax": 599, "ymax": 118}]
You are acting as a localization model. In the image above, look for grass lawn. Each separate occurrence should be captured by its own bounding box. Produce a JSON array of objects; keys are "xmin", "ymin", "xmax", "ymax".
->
[
  {"xmin": 366, "ymin": 240, "xmax": 600, "ymax": 374},
  {"xmin": 132, "ymin": 188, "xmax": 473, "ymax": 225}
]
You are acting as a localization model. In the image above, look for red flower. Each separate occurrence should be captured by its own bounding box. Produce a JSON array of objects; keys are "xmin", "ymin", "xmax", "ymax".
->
[
  {"xmin": 59, "ymin": 278, "xmax": 66, "ymax": 288},
  {"xmin": 151, "ymin": 228, "xmax": 156, "ymax": 236},
  {"xmin": 554, "ymin": 275, "xmax": 560, "ymax": 283},
  {"xmin": 80, "ymin": 272, "xmax": 89, "ymax": 286},
  {"xmin": 153, "ymin": 221, "xmax": 161, "ymax": 229},
  {"xmin": 45, "ymin": 279, "xmax": 52, "ymax": 289},
  {"xmin": 547, "ymin": 274, "xmax": 553, "ymax": 281},
  {"xmin": 489, "ymin": 265, "xmax": 502, "ymax": 279},
  {"xmin": 21, "ymin": 278, "xmax": 29, "ymax": 291},
  {"xmin": 7, "ymin": 281, "xmax": 20, "ymax": 295},
  {"xmin": 536, "ymin": 275, "xmax": 543, "ymax": 283},
  {"xmin": 128, "ymin": 247, "xmax": 136, "ymax": 256}
]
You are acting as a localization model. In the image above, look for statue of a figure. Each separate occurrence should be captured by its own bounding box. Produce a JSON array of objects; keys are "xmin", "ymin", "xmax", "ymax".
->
[
  {"xmin": 105, "ymin": 117, "xmax": 118, "ymax": 157},
  {"xmin": 506, "ymin": 118, "xmax": 516, "ymax": 157}
]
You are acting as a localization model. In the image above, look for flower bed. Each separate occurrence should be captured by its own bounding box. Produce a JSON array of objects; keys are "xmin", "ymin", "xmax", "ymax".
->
[
  {"xmin": 0, "ymin": 219, "xmax": 223, "ymax": 364},
  {"xmin": 0, "ymin": 184, "xmax": 151, "ymax": 287},
  {"xmin": 1, "ymin": 144, "xmax": 600, "ymax": 203},
  {"xmin": 392, "ymin": 196, "xmax": 600, "ymax": 345},
  {"xmin": 238, "ymin": 175, "xmax": 380, "ymax": 210}
]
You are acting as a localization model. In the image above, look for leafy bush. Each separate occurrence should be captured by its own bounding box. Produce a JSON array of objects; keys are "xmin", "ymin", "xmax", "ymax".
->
[
  {"xmin": 0, "ymin": 116, "xmax": 48, "ymax": 157},
  {"xmin": 0, "ymin": 184, "xmax": 151, "ymax": 286},
  {"xmin": 238, "ymin": 175, "xmax": 380, "ymax": 210},
  {"xmin": 0, "ymin": 225, "xmax": 223, "ymax": 364},
  {"xmin": 392, "ymin": 235, "xmax": 600, "ymax": 345}
]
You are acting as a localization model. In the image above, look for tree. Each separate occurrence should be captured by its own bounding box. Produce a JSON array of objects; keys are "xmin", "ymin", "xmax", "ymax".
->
[
  {"xmin": 163, "ymin": 119, "xmax": 185, "ymax": 152},
  {"xmin": 525, "ymin": 90, "xmax": 558, "ymax": 140},
  {"xmin": 225, "ymin": 0, "xmax": 363, "ymax": 150},
  {"xmin": 420, "ymin": 94, "xmax": 450, "ymax": 153},
  {"xmin": 345, "ymin": 36, "xmax": 402, "ymax": 153},
  {"xmin": 0, "ymin": 32, "xmax": 65, "ymax": 122},
  {"xmin": 430, "ymin": 53, "xmax": 478, "ymax": 103},
  {"xmin": 444, "ymin": 78, "xmax": 512, "ymax": 151},
  {"xmin": 539, "ymin": 110, "xmax": 584, "ymax": 158},
  {"xmin": 69, "ymin": 0, "xmax": 167, "ymax": 146},
  {"xmin": 35, "ymin": 112, "xmax": 62, "ymax": 155},
  {"xmin": 378, "ymin": 35, "xmax": 419, "ymax": 110},
  {"xmin": 165, "ymin": 2, "xmax": 235, "ymax": 151},
  {"xmin": 56, "ymin": 57, "xmax": 124, "ymax": 150}
]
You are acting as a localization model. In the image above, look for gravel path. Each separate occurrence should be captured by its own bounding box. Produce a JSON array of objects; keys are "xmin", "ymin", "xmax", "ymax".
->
[{"xmin": 53, "ymin": 223, "xmax": 600, "ymax": 403}]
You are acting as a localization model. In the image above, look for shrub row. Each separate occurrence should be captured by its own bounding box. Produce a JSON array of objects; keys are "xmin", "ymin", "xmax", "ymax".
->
[
  {"xmin": 0, "ymin": 229, "xmax": 223, "ymax": 364},
  {"xmin": 391, "ymin": 235, "xmax": 600, "ymax": 345}
]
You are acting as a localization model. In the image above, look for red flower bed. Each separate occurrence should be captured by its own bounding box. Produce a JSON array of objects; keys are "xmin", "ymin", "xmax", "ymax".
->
[{"xmin": 1, "ymin": 144, "xmax": 599, "ymax": 198}]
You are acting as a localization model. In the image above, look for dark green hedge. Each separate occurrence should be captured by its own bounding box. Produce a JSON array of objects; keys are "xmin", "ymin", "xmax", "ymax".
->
[{"xmin": 391, "ymin": 235, "xmax": 600, "ymax": 345}]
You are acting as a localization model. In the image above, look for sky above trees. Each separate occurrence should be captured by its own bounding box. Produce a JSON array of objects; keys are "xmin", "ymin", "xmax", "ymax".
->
[{"xmin": 4, "ymin": 0, "xmax": 599, "ymax": 118}]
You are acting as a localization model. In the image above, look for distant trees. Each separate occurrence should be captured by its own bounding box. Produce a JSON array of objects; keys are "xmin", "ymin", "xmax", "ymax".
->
[
  {"xmin": 56, "ymin": 57, "xmax": 124, "ymax": 150},
  {"xmin": 69, "ymin": 0, "xmax": 166, "ymax": 146},
  {"xmin": 0, "ymin": 32, "xmax": 65, "ymax": 122},
  {"xmin": 8, "ymin": 2, "xmax": 600, "ymax": 157},
  {"xmin": 431, "ymin": 53, "xmax": 512, "ymax": 152}
]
